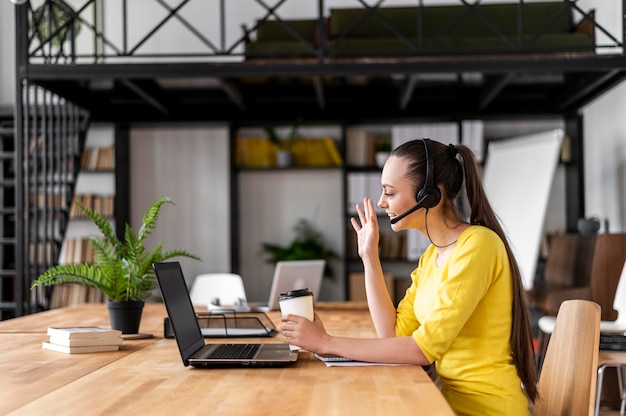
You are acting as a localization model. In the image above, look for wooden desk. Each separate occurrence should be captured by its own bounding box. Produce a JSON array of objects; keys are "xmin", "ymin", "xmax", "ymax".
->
[{"xmin": 1, "ymin": 302, "xmax": 454, "ymax": 415}]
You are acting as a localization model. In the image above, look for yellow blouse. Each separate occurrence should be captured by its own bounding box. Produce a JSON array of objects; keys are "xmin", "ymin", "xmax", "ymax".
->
[{"xmin": 395, "ymin": 226, "xmax": 530, "ymax": 416}]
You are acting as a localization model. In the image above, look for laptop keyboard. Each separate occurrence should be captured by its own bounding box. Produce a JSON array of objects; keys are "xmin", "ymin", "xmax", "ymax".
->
[{"xmin": 208, "ymin": 344, "xmax": 261, "ymax": 360}]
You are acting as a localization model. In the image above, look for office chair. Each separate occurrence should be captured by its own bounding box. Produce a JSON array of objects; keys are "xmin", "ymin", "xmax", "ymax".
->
[
  {"xmin": 189, "ymin": 273, "xmax": 248, "ymax": 310},
  {"xmin": 539, "ymin": 259, "xmax": 626, "ymax": 334},
  {"xmin": 596, "ymin": 351, "xmax": 626, "ymax": 416},
  {"xmin": 537, "ymin": 260, "xmax": 626, "ymax": 366},
  {"xmin": 538, "ymin": 261, "xmax": 626, "ymax": 415},
  {"xmin": 533, "ymin": 300, "xmax": 601, "ymax": 416}
]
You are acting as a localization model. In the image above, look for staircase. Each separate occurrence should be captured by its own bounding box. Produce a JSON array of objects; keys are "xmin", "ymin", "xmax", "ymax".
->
[
  {"xmin": 0, "ymin": 107, "xmax": 17, "ymax": 320},
  {"xmin": 0, "ymin": 85, "xmax": 90, "ymax": 320}
]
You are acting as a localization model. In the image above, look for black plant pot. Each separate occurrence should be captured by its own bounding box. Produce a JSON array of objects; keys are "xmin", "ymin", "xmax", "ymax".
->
[{"xmin": 106, "ymin": 300, "xmax": 145, "ymax": 334}]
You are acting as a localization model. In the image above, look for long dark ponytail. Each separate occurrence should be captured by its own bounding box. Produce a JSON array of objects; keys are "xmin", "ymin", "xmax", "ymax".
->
[{"xmin": 391, "ymin": 140, "xmax": 539, "ymax": 402}]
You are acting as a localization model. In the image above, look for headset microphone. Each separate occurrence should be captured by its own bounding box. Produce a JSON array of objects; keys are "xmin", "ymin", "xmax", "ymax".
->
[{"xmin": 389, "ymin": 194, "xmax": 430, "ymax": 224}]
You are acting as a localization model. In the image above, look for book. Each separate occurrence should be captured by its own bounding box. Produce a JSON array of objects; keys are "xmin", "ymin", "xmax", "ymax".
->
[
  {"xmin": 47, "ymin": 327, "xmax": 122, "ymax": 339},
  {"xmin": 314, "ymin": 353, "xmax": 355, "ymax": 362},
  {"xmin": 42, "ymin": 342, "xmax": 120, "ymax": 354},
  {"xmin": 48, "ymin": 336, "xmax": 124, "ymax": 347},
  {"xmin": 314, "ymin": 353, "xmax": 405, "ymax": 367}
]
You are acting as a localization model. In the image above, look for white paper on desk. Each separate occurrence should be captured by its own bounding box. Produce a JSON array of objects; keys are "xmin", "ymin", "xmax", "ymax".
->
[{"xmin": 314, "ymin": 353, "xmax": 405, "ymax": 367}]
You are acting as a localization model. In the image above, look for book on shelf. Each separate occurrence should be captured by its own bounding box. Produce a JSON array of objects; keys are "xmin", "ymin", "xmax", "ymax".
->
[
  {"xmin": 48, "ymin": 284, "xmax": 105, "ymax": 309},
  {"xmin": 47, "ymin": 326, "xmax": 122, "ymax": 339},
  {"xmin": 70, "ymin": 194, "xmax": 115, "ymax": 218},
  {"xmin": 346, "ymin": 173, "xmax": 385, "ymax": 215},
  {"xmin": 42, "ymin": 342, "xmax": 120, "ymax": 354},
  {"xmin": 80, "ymin": 146, "xmax": 115, "ymax": 171},
  {"xmin": 29, "ymin": 191, "xmax": 67, "ymax": 209},
  {"xmin": 235, "ymin": 137, "xmax": 274, "ymax": 167},
  {"xmin": 379, "ymin": 233, "xmax": 407, "ymax": 260},
  {"xmin": 346, "ymin": 128, "xmax": 388, "ymax": 167},
  {"xmin": 236, "ymin": 136, "xmax": 342, "ymax": 168},
  {"xmin": 349, "ymin": 272, "xmax": 394, "ymax": 301},
  {"xmin": 48, "ymin": 336, "xmax": 124, "ymax": 347},
  {"xmin": 63, "ymin": 238, "xmax": 99, "ymax": 264},
  {"xmin": 29, "ymin": 241, "xmax": 54, "ymax": 266},
  {"xmin": 290, "ymin": 137, "xmax": 342, "ymax": 167}
]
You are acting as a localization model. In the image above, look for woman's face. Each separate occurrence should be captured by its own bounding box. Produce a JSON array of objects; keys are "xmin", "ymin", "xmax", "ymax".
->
[{"xmin": 377, "ymin": 155, "xmax": 421, "ymax": 229}]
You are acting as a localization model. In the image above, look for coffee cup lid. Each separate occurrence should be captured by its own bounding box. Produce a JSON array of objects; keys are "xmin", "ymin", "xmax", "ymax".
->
[{"xmin": 278, "ymin": 288, "xmax": 313, "ymax": 301}]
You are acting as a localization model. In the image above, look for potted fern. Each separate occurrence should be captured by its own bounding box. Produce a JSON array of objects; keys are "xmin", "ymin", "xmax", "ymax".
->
[{"xmin": 32, "ymin": 196, "xmax": 200, "ymax": 334}]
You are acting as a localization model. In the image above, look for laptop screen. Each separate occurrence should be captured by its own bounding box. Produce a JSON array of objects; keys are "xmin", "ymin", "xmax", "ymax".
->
[{"xmin": 153, "ymin": 262, "xmax": 206, "ymax": 365}]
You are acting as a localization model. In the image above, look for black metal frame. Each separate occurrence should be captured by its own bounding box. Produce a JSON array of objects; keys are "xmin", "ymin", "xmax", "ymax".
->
[{"xmin": 9, "ymin": 0, "xmax": 624, "ymax": 125}]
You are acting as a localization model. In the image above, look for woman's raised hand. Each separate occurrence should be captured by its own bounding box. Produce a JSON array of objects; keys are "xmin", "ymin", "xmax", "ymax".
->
[{"xmin": 350, "ymin": 197, "xmax": 380, "ymax": 260}]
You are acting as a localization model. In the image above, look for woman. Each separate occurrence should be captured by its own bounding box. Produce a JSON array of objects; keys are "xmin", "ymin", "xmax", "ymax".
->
[{"xmin": 281, "ymin": 139, "xmax": 538, "ymax": 415}]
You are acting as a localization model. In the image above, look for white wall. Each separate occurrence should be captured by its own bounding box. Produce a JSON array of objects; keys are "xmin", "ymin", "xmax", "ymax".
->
[
  {"xmin": 0, "ymin": 1, "xmax": 16, "ymax": 105},
  {"xmin": 582, "ymin": 81, "xmax": 626, "ymax": 232},
  {"xmin": 129, "ymin": 125, "xmax": 231, "ymax": 285}
]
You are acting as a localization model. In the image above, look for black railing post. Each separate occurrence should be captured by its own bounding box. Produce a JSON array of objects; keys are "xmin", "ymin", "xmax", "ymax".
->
[
  {"xmin": 623, "ymin": 0, "xmax": 626, "ymax": 55},
  {"xmin": 14, "ymin": 0, "xmax": 29, "ymax": 317},
  {"xmin": 564, "ymin": 113, "xmax": 585, "ymax": 233},
  {"xmin": 317, "ymin": 0, "xmax": 325, "ymax": 62}
]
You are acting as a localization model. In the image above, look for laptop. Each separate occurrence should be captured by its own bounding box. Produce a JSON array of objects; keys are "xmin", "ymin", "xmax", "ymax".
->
[
  {"xmin": 251, "ymin": 259, "xmax": 325, "ymax": 312},
  {"xmin": 153, "ymin": 261, "xmax": 298, "ymax": 368}
]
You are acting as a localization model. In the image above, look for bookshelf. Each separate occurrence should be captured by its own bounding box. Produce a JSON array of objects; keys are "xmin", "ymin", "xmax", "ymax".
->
[
  {"xmin": 235, "ymin": 133, "xmax": 343, "ymax": 168},
  {"xmin": 223, "ymin": 118, "xmax": 569, "ymax": 303},
  {"xmin": 51, "ymin": 124, "xmax": 119, "ymax": 308},
  {"xmin": 344, "ymin": 124, "xmax": 417, "ymax": 303},
  {"xmin": 232, "ymin": 124, "xmax": 345, "ymax": 302}
]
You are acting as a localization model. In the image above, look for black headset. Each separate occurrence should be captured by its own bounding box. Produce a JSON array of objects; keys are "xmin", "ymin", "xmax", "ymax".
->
[
  {"xmin": 416, "ymin": 138, "xmax": 441, "ymax": 210},
  {"xmin": 389, "ymin": 138, "xmax": 441, "ymax": 224}
]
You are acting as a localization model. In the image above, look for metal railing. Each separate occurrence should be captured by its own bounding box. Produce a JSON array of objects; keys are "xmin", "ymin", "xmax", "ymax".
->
[
  {"xmin": 13, "ymin": 80, "xmax": 89, "ymax": 316},
  {"xmin": 19, "ymin": 0, "xmax": 625, "ymax": 65}
]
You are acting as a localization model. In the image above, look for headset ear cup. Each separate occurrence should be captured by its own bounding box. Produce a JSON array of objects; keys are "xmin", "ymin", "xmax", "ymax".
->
[
  {"xmin": 432, "ymin": 186, "xmax": 441, "ymax": 207},
  {"xmin": 416, "ymin": 186, "xmax": 441, "ymax": 209},
  {"xmin": 416, "ymin": 138, "xmax": 442, "ymax": 209}
]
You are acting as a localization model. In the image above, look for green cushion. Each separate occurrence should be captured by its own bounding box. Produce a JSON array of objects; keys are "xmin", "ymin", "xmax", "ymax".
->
[
  {"xmin": 255, "ymin": 19, "xmax": 318, "ymax": 43},
  {"xmin": 328, "ymin": 33, "xmax": 594, "ymax": 57},
  {"xmin": 245, "ymin": 41, "xmax": 315, "ymax": 57},
  {"xmin": 246, "ymin": 19, "xmax": 319, "ymax": 58},
  {"xmin": 329, "ymin": 2, "xmax": 574, "ymax": 39},
  {"xmin": 329, "ymin": 7, "xmax": 419, "ymax": 38},
  {"xmin": 244, "ymin": 2, "xmax": 593, "ymax": 58}
]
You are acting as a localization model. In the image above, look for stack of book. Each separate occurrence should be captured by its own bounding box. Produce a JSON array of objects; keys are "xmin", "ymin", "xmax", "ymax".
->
[{"xmin": 42, "ymin": 327, "xmax": 123, "ymax": 354}]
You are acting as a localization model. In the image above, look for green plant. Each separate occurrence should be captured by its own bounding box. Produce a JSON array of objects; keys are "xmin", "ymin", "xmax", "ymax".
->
[
  {"xmin": 32, "ymin": 196, "xmax": 200, "ymax": 302},
  {"xmin": 32, "ymin": 2, "xmax": 82, "ymax": 47},
  {"xmin": 263, "ymin": 117, "xmax": 302, "ymax": 151},
  {"xmin": 260, "ymin": 218, "xmax": 338, "ymax": 280},
  {"xmin": 374, "ymin": 139, "xmax": 392, "ymax": 153}
]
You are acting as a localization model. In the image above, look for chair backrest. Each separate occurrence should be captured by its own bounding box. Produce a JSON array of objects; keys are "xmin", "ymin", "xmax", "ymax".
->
[
  {"xmin": 588, "ymin": 233, "xmax": 626, "ymax": 321},
  {"xmin": 533, "ymin": 299, "xmax": 601, "ymax": 416},
  {"xmin": 189, "ymin": 273, "xmax": 247, "ymax": 309},
  {"xmin": 543, "ymin": 233, "xmax": 596, "ymax": 289}
]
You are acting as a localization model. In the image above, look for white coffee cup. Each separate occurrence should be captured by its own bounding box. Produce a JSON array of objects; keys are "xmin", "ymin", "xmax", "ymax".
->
[{"xmin": 278, "ymin": 288, "xmax": 314, "ymax": 351}]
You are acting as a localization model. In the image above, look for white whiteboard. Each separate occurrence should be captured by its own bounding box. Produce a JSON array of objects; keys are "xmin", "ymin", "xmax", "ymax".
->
[{"xmin": 482, "ymin": 130, "xmax": 563, "ymax": 290}]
